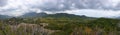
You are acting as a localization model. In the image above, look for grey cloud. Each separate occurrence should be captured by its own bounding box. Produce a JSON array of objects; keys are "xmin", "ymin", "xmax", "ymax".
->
[
  {"xmin": 1, "ymin": 0, "xmax": 120, "ymax": 11},
  {"xmin": 0, "ymin": 0, "xmax": 120, "ymax": 16},
  {"xmin": 31, "ymin": 0, "xmax": 107, "ymax": 11},
  {"xmin": 0, "ymin": 0, "xmax": 7, "ymax": 7},
  {"xmin": 34, "ymin": 0, "xmax": 120, "ymax": 11},
  {"xmin": 1, "ymin": 0, "xmax": 120, "ymax": 12}
]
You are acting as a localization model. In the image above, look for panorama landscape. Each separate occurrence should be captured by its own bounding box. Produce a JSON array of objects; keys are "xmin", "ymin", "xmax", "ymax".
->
[{"xmin": 0, "ymin": 0, "xmax": 120, "ymax": 35}]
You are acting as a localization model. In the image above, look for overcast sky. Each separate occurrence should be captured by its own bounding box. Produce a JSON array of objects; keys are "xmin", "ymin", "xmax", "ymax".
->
[{"xmin": 0, "ymin": 0, "xmax": 120, "ymax": 17}]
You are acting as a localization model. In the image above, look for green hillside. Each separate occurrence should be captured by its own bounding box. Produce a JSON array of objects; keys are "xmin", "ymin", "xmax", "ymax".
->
[{"xmin": 0, "ymin": 13, "xmax": 120, "ymax": 35}]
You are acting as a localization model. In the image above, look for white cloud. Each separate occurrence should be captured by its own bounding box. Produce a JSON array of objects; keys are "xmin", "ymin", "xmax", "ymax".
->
[{"xmin": 64, "ymin": 9, "xmax": 120, "ymax": 17}]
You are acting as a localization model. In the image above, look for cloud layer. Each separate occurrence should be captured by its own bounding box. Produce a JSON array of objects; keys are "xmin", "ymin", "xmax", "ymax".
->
[{"xmin": 0, "ymin": 0, "xmax": 120, "ymax": 17}]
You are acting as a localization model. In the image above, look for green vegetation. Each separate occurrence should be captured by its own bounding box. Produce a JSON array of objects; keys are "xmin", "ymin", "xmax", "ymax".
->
[{"xmin": 0, "ymin": 17, "xmax": 120, "ymax": 35}]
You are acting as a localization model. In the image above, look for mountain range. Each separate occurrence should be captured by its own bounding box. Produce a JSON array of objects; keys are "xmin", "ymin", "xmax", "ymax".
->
[
  {"xmin": 0, "ymin": 15, "xmax": 12, "ymax": 19},
  {"xmin": 0, "ymin": 12, "xmax": 88, "ymax": 19}
]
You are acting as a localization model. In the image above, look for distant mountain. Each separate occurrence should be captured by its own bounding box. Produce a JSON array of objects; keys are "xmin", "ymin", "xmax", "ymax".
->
[
  {"xmin": 19, "ymin": 12, "xmax": 47, "ymax": 18},
  {"xmin": 44, "ymin": 13, "xmax": 87, "ymax": 18},
  {"xmin": 114, "ymin": 16, "xmax": 120, "ymax": 19},
  {"xmin": 19, "ymin": 12, "xmax": 90, "ymax": 19},
  {"xmin": 0, "ymin": 15, "xmax": 11, "ymax": 19},
  {"xmin": 0, "ymin": 12, "xmax": 91, "ymax": 19}
]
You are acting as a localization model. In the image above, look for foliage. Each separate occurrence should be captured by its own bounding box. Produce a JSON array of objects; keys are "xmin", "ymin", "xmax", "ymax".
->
[{"xmin": 0, "ymin": 17, "xmax": 120, "ymax": 35}]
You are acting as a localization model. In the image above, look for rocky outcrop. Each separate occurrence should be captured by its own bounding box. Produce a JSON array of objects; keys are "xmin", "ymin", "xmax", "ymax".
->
[{"xmin": 9, "ymin": 23, "xmax": 55, "ymax": 35}]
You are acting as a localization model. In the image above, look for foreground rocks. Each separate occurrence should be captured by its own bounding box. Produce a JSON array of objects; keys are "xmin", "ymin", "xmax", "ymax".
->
[{"xmin": 8, "ymin": 23, "xmax": 55, "ymax": 35}]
